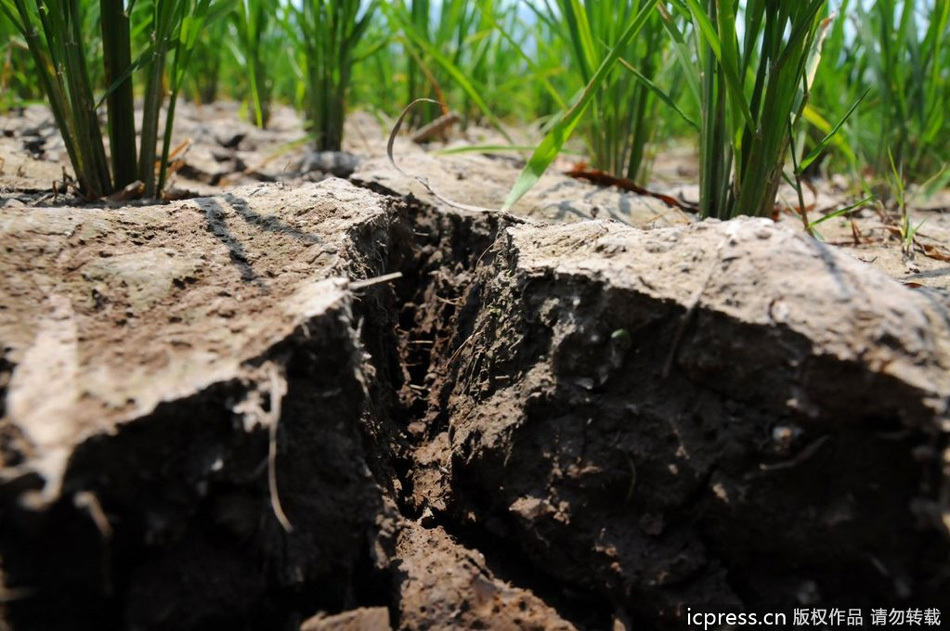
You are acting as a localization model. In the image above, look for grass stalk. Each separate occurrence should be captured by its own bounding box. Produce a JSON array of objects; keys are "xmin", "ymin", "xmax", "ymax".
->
[
  {"xmin": 187, "ymin": 15, "xmax": 227, "ymax": 104},
  {"xmin": 234, "ymin": 0, "xmax": 277, "ymax": 128},
  {"xmin": 158, "ymin": 0, "xmax": 214, "ymax": 192},
  {"xmin": 296, "ymin": 0, "xmax": 376, "ymax": 152},
  {"xmin": 670, "ymin": 0, "xmax": 829, "ymax": 219},
  {"xmin": 1, "ymin": 0, "xmax": 215, "ymax": 199},
  {"xmin": 406, "ymin": 0, "xmax": 430, "ymax": 126},
  {"xmin": 100, "ymin": 0, "xmax": 137, "ymax": 188},
  {"xmin": 138, "ymin": 1, "xmax": 176, "ymax": 197}
]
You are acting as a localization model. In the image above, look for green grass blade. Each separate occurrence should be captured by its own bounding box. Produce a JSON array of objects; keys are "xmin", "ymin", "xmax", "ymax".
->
[
  {"xmin": 432, "ymin": 144, "xmax": 583, "ymax": 158},
  {"xmin": 798, "ymin": 86, "xmax": 870, "ymax": 173},
  {"xmin": 808, "ymin": 195, "xmax": 875, "ymax": 229},
  {"xmin": 710, "ymin": 0, "xmax": 754, "ymax": 131},
  {"xmin": 618, "ymin": 56, "xmax": 698, "ymax": 132},
  {"xmin": 491, "ymin": 15, "xmax": 566, "ymax": 110},
  {"xmin": 682, "ymin": 0, "xmax": 720, "ymax": 58},
  {"xmin": 158, "ymin": 0, "xmax": 215, "ymax": 192},
  {"xmin": 656, "ymin": 3, "xmax": 700, "ymax": 109}
]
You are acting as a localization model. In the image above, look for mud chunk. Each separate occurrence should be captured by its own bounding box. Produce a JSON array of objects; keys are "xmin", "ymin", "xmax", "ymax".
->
[
  {"xmin": 300, "ymin": 607, "xmax": 391, "ymax": 631},
  {"xmin": 395, "ymin": 522, "xmax": 577, "ymax": 631}
]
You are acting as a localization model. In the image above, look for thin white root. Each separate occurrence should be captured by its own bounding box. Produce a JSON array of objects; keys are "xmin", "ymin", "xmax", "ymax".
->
[
  {"xmin": 349, "ymin": 271, "xmax": 403, "ymax": 290},
  {"xmin": 266, "ymin": 363, "xmax": 293, "ymax": 533},
  {"xmin": 74, "ymin": 491, "xmax": 113, "ymax": 539}
]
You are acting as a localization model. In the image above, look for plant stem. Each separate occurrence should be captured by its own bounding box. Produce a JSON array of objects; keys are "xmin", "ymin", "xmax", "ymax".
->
[
  {"xmin": 101, "ymin": 0, "xmax": 137, "ymax": 188},
  {"xmin": 139, "ymin": 1, "xmax": 174, "ymax": 197}
]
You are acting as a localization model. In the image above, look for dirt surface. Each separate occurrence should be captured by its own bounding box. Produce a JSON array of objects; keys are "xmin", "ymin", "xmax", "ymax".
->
[
  {"xmin": 3, "ymin": 101, "xmax": 948, "ymax": 291},
  {"xmin": 299, "ymin": 607, "xmax": 392, "ymax": 631},
  {"xmin": 1, "ymin": 105, "xmax": 949, "ymax": 630}
]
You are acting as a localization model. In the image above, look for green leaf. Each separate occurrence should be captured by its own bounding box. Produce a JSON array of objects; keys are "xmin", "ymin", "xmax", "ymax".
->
[
  {"xmin": 808, "ymin": 195, "xmax": 874, "ymax": 229},
  {"xmin": 798, "ymin": 86, "xmax": 870, "ymax": 173},
  {"xmin": 618, "ymin": 56, "xmax": 698, "ymax": 131}
]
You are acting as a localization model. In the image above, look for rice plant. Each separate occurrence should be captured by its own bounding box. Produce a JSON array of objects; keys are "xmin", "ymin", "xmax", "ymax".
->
[
  {"xmin": 665, "ymin": 0, "xmax": 830, "ymax": 219},
  {"xmin": 347, "ymin": 10, "xmax": 399, "ymax": 116},
  {"xmin": 853, "ymin": 0, "xmax": 949, "ymax": 182},
  {"xmin": 0, "ymin": 0, "xmax": 215, "ymax": 199},
  {"xmin": 0, "ymin": 9, "xmax": 40, "ymax": 110},
  {"xmin": 383, "ymin": 0, "xmax": 529, "ymax": 133},
  {"xmin": 520, "ymin": 7, "xmax": 567, "ymax": 122},
  {"xmin": 0, "ymin": 0, "xmax": 944, "ymax": 212},
  {"xmin": 293, "ymin": 0, "xmax": 376, "ymax": 151},
  {"xmin": 232, "ymin": 0, "xmax": 284, "ymax": 128},
  {"xmin": 530, "ymin": 0, "xmax": 675, "ymax": 183},
  {"xmin": 466, "ymin": 1, "xmax": 545, "ymax": 122},
  {"xmin": 799, "ymin": 0, "xmax": 866, "ymax": 177},
  {"xmin": 385, "ymin": 0, "xmax": 479, "ymax": 126},
  {"xmin": 400, "ymin": 0, "xmax": 434, "ymax": 126},
  {"xmin": 185, "ymin": 14, "xmax": 229, "ymax": 104},
  {"xmin": 503, "ymin": 0, "xmax": 660, "ymax": 210},
  {"xmin": 804, "ymin": 0, "xmax": 949, "ymax": 187}
]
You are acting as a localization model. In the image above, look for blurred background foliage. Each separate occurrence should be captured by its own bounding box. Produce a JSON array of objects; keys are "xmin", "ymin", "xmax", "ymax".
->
[{"xmin": 0, "ymin": 0, "xmax": 947, "ymax": 189}]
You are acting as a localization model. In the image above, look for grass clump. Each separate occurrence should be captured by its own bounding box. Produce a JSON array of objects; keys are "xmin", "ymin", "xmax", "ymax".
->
[
  {"xmin": 800, "ymin": 0, "xmax": 867, "ymax": 177},
  {"xmin": 854, "ymin": 0, "xmax": 949, "ymax": 182},
  {"xmin": 0, "ymin": 0, "xmax": 214, "ymax": 199},
  {"xmin": 804, "ymin": 0, "xmax": 949, "ymax": 187},
  {"xmin": 503, "ymin": 0, "xmax": 660, "ymax": 210},
  {"xmin": 232, "ymin": 0, "xmax": 282, "ymax": 128},
  {"xmin": 667, "ymin": 0, "xmax": 830, "ymax": 219},
  {"xmin": 185, "ymin": 12, "xmax": 228, "ymax": 104},
  {"xmin": 294, "ymin": 0, "xmax": 376, "ymax": 152},
  {"xmin": 0, "ymin": 10, "xmax": 40, "ymax": 110},
  {"xmin": 533, "ymin": 0, "xmax": 675, "ymax": 183},
  {"xmin": 383, "ymin": 0, "xmax": 525, "ymax": 134}
]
